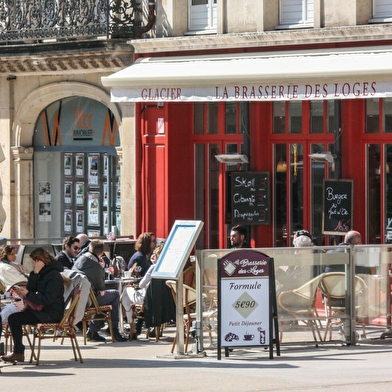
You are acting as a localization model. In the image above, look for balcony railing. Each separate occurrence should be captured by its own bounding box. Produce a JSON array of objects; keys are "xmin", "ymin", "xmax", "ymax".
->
[{"xmin": 0, "ymin": 0, "xmax": 142, "ymax": 43}]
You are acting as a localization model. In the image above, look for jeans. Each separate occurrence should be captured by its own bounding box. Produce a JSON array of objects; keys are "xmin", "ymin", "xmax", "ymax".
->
[
  {"xmin": 1, "ymin": 302, "xmax": 20, "ymax": 323},
  {"xmin": 89, "ymin": 289, "xmax": 120, "ymax": 332}
]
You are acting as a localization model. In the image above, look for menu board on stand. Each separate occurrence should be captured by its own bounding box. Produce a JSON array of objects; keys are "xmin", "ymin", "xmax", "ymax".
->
[{"xmin": 152, "ymin": 220, "xmax": 204, "ymax": 358}]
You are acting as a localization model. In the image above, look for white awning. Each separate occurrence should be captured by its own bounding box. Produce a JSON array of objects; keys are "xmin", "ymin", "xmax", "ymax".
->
[{"xmin": 101, "ymin": 48, "xmax": 392, "ymax": 102}]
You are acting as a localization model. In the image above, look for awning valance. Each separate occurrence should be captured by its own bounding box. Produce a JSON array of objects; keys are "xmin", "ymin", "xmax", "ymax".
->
[{"xmin": 101, "ymin": 48, "xmax": 392, "ymax": 102}]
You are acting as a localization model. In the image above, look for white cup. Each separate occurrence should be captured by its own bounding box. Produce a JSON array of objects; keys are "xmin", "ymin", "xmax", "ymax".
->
[{"xmin": 123, "ymin": 271, "xmax": 131, "ymax": 278}]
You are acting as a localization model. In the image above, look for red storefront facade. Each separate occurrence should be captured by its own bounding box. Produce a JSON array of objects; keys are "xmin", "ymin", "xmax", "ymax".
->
[{"xmin": 103, "ymin": 46, "xmax": 392, "ymax": 249}]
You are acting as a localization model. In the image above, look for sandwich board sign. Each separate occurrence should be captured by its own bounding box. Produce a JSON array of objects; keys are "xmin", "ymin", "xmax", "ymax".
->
[{"xmin": 217, "ymin": 249, "xmax": 279, "ymax": 359}]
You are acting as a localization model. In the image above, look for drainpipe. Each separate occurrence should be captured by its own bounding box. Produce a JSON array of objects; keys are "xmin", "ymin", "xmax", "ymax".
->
[{"xmin": 135, "ymin": 1, "xmax": 156, "ymax": 38}]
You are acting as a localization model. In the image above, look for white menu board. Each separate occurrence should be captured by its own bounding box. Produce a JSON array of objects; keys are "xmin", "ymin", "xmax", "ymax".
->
[{"xmin": 152, "ymin": 220, "xmax": 204, "ymax": 279}]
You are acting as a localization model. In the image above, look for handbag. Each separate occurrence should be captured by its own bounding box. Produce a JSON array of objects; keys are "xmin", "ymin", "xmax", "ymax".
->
[
  {"xmin": 24, "ymin": 299, "xmax": 45, "ymax": 312},
  {"xmin": 125, "ymin": 286, "xmax": 145, "ymax": 306}
]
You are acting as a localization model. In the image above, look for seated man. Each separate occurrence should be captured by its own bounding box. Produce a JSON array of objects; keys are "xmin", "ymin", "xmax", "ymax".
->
[
  {"xmin": 73, "ymin": 239, "xmax": 127, "ymax": 342},
  {"xmin": 324, "ymin": 230, "xmax": 371, "ymax": 274},
  {"xmin": 55, "ymin": 235, "xmax": 81, "ymax": 269}
]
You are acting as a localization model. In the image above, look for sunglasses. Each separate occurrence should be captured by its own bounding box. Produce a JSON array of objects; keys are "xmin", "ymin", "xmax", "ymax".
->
[{"xmin": 72, "ymin": 246, "xmax": 80, "ymax": 250}]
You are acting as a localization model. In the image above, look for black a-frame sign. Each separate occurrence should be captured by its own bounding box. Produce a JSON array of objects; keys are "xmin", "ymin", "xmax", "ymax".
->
[{"xmin": 217, "ymin": 249, "xmax": 280, "ymax": 359}]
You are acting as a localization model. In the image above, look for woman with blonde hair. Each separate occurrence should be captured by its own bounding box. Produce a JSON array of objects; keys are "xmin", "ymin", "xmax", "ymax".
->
[
  {"xmin": 122, "ymin": 241, "xmax": 165, "ymax": 338},
  {"xmin": 0, "ymin": 245, "xmax": 26, "ymax": 276}
]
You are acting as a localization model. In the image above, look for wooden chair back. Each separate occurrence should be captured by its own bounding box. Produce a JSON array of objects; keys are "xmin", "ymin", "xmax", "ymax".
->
[
  {"xmin": 80, "ymin": 287, "xmax": 114, "ymax": 344},
  {"xmin": 30, "ymin": 285, "xmax": 83, "ymax": 365},
  {"xmin": 166, "ymin": 280, "xmax": 197, "ymax": 353}
]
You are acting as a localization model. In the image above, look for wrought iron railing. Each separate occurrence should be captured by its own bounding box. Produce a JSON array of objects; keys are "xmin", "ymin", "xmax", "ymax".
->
[{"xmin": 0, "ymin": 0, "xmax": 142, "ymax": 43}]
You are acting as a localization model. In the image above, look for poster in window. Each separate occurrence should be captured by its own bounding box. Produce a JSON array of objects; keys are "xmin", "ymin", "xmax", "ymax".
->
[
  {"xmin": 87, "ymin": 229, "xmax": 100, "ymax": 238},
  {"xmin": 38, "ymin": 181, "xmax": 51, "ymax": 202},
  {"xmin": 103, "ymin": 212, "xmax": 108, "ymax": 235},
  {"xmin": 103, "ymin": 182, "xmax": 108, "ymax": 206},
  {"xmin": 76, "ymin": 210, "xmax": 84, "ymax": 232},
  {"xmin": 88, "ymin": 154, "xmax": 99, "ymax": 186},
  {"xmin": 64, "ymin": 182, "xmax": 72, "ymax": 204},
  {"xmin": 116, "ymin": 212, "xmax": 121, "ymax": 232},
  {"xmin": 39, "ymin": 202, "xmax": 52, "ymax": 222},
  {"xmin": 64, "ymin": 210, "xmax": 72, "ymax": 232},
  {"xmin": 64, "ymin": 153, "xmax": 72, "ymax": 176},
  {"xmin": 76, "ymin": 182, "xmax": 84, "ymax": 205},
  {"xmin": 104, "ymin": 155, "xmax": 108, "ymax": 177},
  {"xmin": 116, "ymin": 182, "xmax": 121, "ymax": 207},
  {"xmin": 88, "ymin": 192, "xmax": 100, "ymax": 225},
  {"xmin": 76, "ymin": 153, "xmax": 84, "ymax": 177}
]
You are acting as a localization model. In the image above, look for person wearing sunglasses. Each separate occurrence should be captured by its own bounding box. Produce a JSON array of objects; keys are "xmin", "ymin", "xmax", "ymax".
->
[{"xmin": 55, "ymin": 235, "xmax": 81, "ymax": 269}]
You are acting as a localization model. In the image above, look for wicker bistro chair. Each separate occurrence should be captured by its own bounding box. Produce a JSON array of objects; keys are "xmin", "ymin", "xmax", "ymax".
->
[
  {"xmin": 81, "ymin": 287, "xmax": 114, "ymax": 344},
  {"xmin": 277, "ymin": 273, "xmax": 326, "ymax": 343},
  {"xmin": 2, "ymin": 323, "xmax": 34, "ymax": 357},
  {"xmin": 166, "ymin": 280, "xmax": 197, "ymax": 353},
  {"xmin": 319, "ymin": 272, "xmax": 368, "ymax": 341},
  {"xmin": 1, "ymin": 283, "xmax": 34, "ymax": 355},
  {"xmin": 29, "ymin": 285, "xmax": 83, "ymax": 365}
]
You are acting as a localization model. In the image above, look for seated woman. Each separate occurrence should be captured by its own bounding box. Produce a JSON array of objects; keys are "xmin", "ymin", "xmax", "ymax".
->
[
  {"xmin": 2, "ymin": 247, "xmax": 64, "ymax": 363},
  {"xmin": 0, "ymin": 245, "xmax": 28, "ymax": 325},
  {"xmin": 121, "ymin": 242, "xmax": 165, "ymax": 337},
  {"xmin": 127, "ymin": 232, "xmax": 156, "ymax": 277}
]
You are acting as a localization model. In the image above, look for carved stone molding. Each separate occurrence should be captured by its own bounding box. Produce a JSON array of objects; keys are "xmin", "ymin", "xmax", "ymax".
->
[{"xmin": 0, "ymin": 50, "xmax": 133, "ymax": 76}]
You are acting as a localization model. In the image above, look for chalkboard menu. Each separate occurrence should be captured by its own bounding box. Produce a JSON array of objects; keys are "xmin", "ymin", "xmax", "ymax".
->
[
  {"xmin": 322, "ymin": 179, "xmax": 353, "ymax": 235},
  {"xmin": 229, "ymin": 172, "xmax": 270, "ymax": 225}
]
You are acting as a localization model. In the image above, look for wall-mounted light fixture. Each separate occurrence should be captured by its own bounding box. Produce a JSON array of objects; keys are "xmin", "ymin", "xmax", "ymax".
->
[
  {"xmin": 215, "ymin": 154, "xmax": 249, "ymax": 165},
  {"xmin": 308, "ymin": 151, "xmax": 335, "ymax": 163}
]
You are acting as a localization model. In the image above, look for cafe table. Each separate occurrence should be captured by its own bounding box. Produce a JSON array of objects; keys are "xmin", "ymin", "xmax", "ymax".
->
[{"xmin": 105, "ymin": 276, "xmax": 138, "ymax": 334}]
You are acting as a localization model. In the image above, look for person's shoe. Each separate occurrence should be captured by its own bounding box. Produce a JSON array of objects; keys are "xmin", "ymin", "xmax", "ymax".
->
[
  {"xmin": 136, "ymin": 319, "xmax": 143, "ymax": 336},
  {"xmin": 112, "ymin": 328, "xmax": 127, "ymax": 342},
  {"xmin": 87, "ymin": 331, "xmax": 106, "ymax": 342},
  {"xmin": 2, "ymin": 352, "xmax": 25, "ymax": 363},
  {"xmin": 148, "ymin": 328, "xmax": 156, "ymax": 338},
  {"xmin": 131, "ymin": 332, "xmax": 138, "ymax": 340}
]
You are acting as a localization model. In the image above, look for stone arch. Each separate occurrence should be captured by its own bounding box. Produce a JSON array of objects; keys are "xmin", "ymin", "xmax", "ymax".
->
[
  {"xmin": 13, "ymin": 81, "xmax": 122, "ymax": 146},
  {"xmin": 10, "ymin": 81, "xmax": 125, "ymax": 239}
]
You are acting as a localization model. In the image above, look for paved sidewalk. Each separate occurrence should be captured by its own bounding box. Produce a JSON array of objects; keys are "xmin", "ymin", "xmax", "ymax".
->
[{"xmin": 1, "ymin": 326, "xmax": 392, "ymax": 391}]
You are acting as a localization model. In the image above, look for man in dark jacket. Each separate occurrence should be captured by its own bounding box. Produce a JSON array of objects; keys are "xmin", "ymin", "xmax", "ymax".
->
[
  {"xmin": 230, "ymin": 225, "xmax": 251, "ymax": 248},
  {"xmin": 73, "ymin": 239, "xmax": 126, "ymax": 342},
  {"xmin": 56, "ymin": 235, "xmax": 80, "ymax": 269}
]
